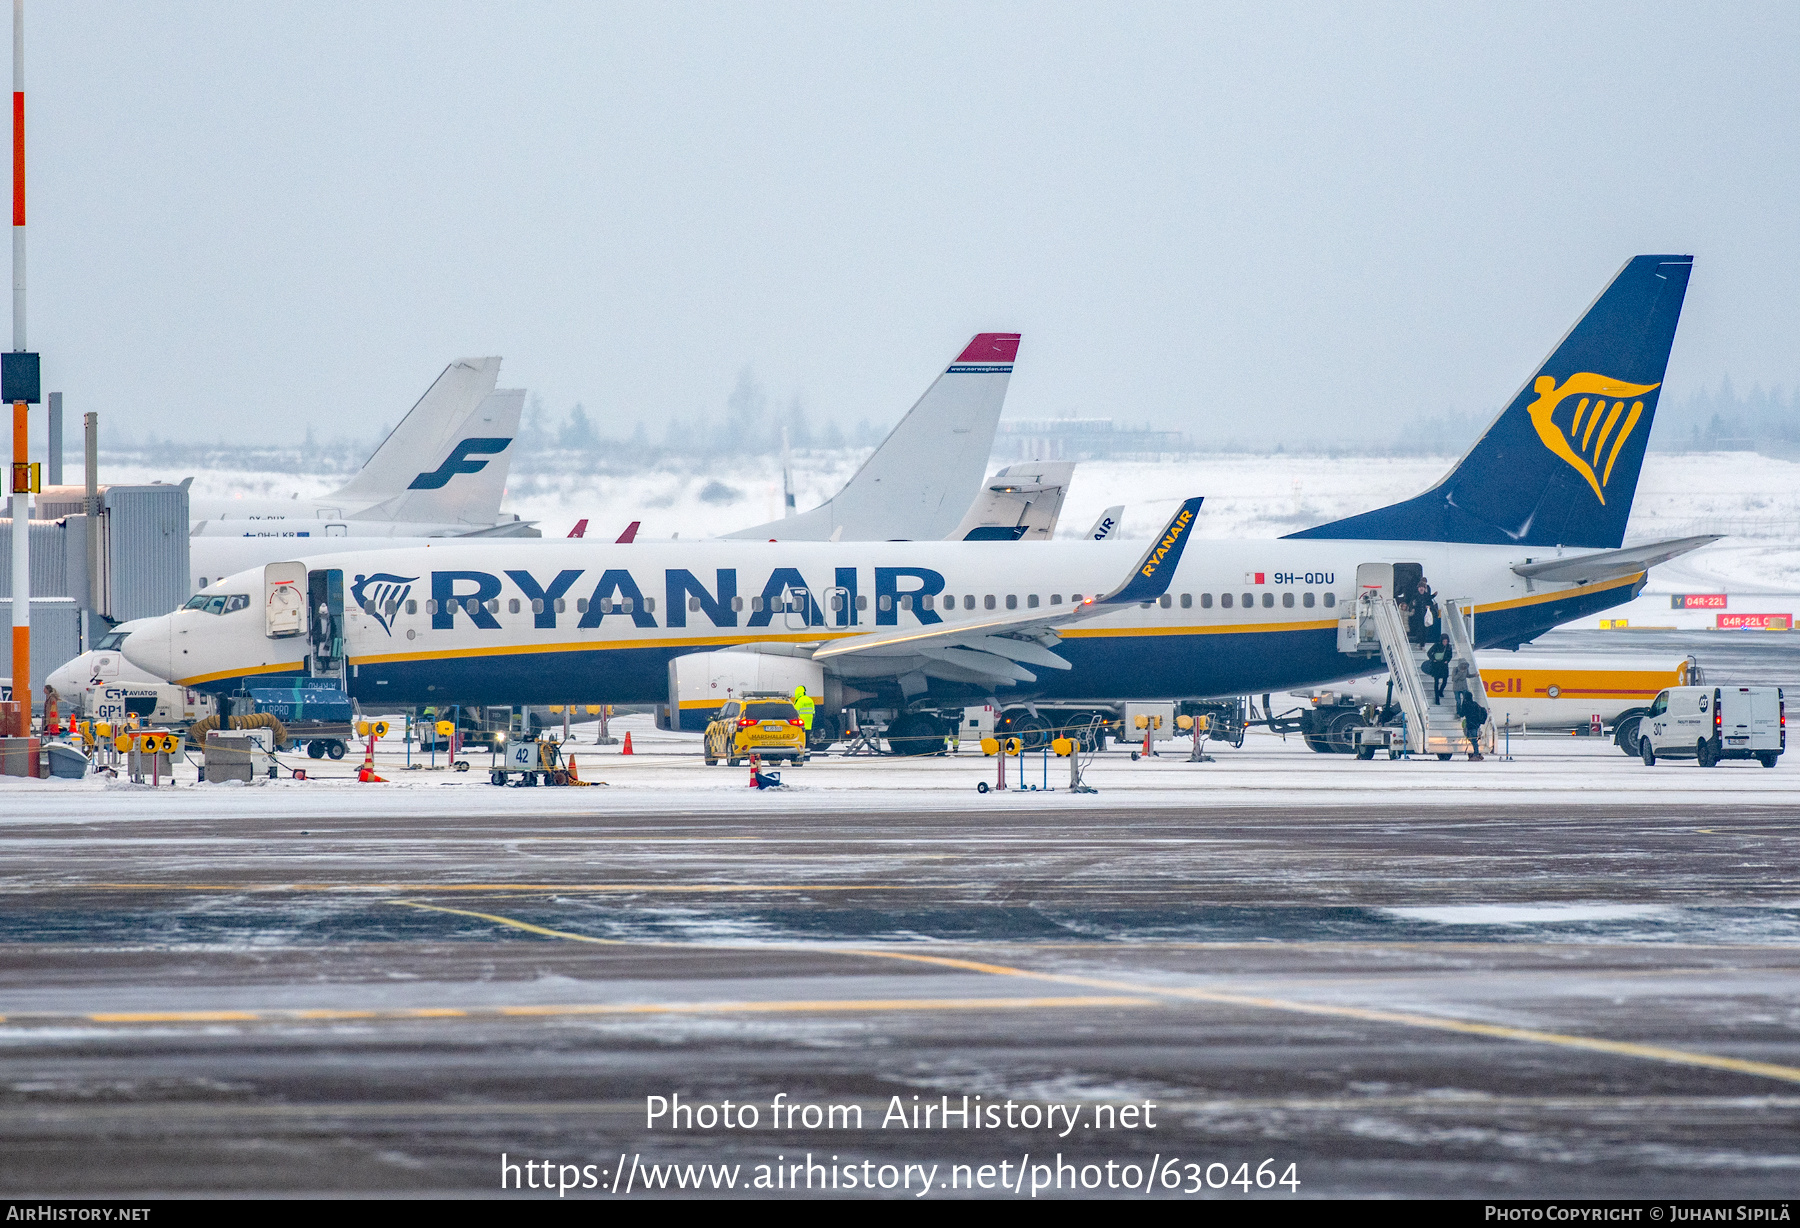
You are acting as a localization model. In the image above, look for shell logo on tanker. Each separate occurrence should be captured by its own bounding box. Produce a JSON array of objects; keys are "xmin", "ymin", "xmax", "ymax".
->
[{"xmin": 1483, "ymin": 671, "xmax": 1671, "ymax": 699}]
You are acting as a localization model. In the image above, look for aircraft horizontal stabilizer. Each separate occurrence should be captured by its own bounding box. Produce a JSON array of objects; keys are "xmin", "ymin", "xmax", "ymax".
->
[
  {"xmin": 1510, "ymin": 534, "xmax": 1720, "ymax": 585},
  {"xmin": 451, "ymin": 519, "xmax": 541, "ymax": 538}
]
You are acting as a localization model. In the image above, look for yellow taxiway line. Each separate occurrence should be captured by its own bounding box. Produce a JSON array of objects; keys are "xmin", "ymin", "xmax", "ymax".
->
[
  {"xmin": 24, "ymin": 899, "xmax": 1800, "ymax": 1089},
  {"xmin": 51, "ymin": 995, "xmax": 1153, "ymax": 1027},
  {"xmin": 403, "ymin": 902, "xmax": 1800, "ymax": 1088},
  {"xmin": 85, "ymin": 883, "xmax": 891, "ymax": 894}
]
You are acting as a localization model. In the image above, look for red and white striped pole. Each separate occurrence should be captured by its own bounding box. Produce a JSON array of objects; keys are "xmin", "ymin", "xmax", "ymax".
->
[{"xmin": 9, "ymin": 0, "xmax": 27, "ymax": 731}]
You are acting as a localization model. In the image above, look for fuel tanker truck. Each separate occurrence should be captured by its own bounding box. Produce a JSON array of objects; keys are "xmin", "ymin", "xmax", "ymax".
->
[{"xmin": 1282, "ymin": 653, "xmax": 1701, "ymax": 756}]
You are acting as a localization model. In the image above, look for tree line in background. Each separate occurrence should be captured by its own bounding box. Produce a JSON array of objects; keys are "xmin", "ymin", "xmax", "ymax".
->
[
  {"xmin": 512, "ymin": 368, "xmax": 889, "ymax": 470},
  {"xmin": 1655, "ymin": 377, "xmax": 1800, "ymax": 454},
  {"xmin": 88, "ymin": 372, "xmax": 1799, "ymax": 474},
  {"xmin": 1378, "ymin": 377, "xmax": 1799, "ymax": 458}
]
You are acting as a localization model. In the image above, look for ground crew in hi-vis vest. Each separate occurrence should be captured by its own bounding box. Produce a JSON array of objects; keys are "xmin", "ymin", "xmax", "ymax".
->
[{"xmin": 792, "ymin": 685, "xmax": 816, "ymax": 732}]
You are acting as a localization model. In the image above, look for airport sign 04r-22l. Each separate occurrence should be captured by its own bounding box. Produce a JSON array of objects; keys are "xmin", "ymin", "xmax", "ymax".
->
[{"xmin": 1717, "ymin": 612, "xmax": 1791, "ymax": 631}]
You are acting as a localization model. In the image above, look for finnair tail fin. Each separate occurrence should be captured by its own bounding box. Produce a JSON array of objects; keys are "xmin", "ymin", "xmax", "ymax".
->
[
  {"xmin": 1086, "ymin": 505, "xmax": 1124, "ymax": 541},
  {"xmin": 1288, "ymin": 256, "xmax": 1692, "ymax": 549},
  {"xmin": 948, "ymin": 461, "xmax": 1074, "ymax": 541},
  {"xmin": 725, "ymin": 333, "xmax": 1020, "ymax": 541},
  {"xmin": 344, "ymin": 377, "xmax": 525, "ymax": 527},
  {"xmin": 336, "ymin": 358, "xmax": 513, "ymax": 523}
]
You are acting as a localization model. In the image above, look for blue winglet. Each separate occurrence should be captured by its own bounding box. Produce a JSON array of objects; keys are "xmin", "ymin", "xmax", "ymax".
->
[{"xmin": 1102, "ymin": 497, "xmax": 1203, "ymax": 605}]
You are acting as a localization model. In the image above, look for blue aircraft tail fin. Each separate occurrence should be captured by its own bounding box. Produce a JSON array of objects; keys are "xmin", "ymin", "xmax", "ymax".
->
[{"xmin": 1287, "ymin": 255, "xmax": 1692, "ymax": 549}]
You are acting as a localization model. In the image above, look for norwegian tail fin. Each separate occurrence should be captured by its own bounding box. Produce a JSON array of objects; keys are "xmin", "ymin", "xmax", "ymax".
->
[
  {"xmin": 1287, "ymin": 256, "xmax": 1692, "ymax": 549},
  {"xmin": 726, "ymin": 333, "xmax": 1020, "ymax": 541}
]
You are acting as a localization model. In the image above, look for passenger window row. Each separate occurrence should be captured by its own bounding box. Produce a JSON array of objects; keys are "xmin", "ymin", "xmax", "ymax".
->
[
  {"xmin": 373, "ymin": 588, "xmax": 1341, "ymax": 621},
  {"xmin": 930, "ymin": 591, "xmax": 1340, "ymax": 613},
  {"xmin": 937, "ymin": 593, "xmax": 1063, "ymax": 611},
  {"xmin": 1161, "ymin": 591, "xmax": 1337, "ymax": 610}
]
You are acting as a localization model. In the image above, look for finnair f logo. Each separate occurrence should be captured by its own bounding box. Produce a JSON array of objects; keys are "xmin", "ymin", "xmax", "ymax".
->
[{"xmin": 408, "ymin": 437, "xmax": 512, "ymax": 490}]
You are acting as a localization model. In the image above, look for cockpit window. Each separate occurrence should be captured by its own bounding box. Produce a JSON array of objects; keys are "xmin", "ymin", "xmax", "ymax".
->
[
  {"xmin": 95, "ymin": 630, "xmax": 130, "ymax": 650},
  {"xmin": 182, "ymin": 594, "xmax": 250, "ymax": 615}
]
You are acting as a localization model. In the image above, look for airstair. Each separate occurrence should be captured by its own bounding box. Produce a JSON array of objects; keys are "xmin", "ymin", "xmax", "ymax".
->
[{"xmin": 1344, "ymin": 587, "xmax": 1488, "ymax": 759}]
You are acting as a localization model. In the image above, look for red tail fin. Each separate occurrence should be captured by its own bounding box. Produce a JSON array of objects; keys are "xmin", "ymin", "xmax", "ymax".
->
[
  {"xmin": 615, "ymin": 520, "xmax": 640, "ymax": 544},
  {"xmin": 566, "ymin": 519, "xmax": 588, "ymax": 539}
]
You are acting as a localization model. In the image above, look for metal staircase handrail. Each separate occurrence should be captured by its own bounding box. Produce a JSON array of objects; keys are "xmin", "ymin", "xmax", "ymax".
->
[
  {"xmin": 1368, "ymin": 592, "xmax": 1429, "ymax": 754},
  {"xmin": 1442, "ymin": 597, "xmax": 1490, "ymax": 748}
]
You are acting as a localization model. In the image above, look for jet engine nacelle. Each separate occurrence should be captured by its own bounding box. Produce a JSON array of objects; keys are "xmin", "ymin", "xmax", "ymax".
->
[{"xmin": 660, "ymin": 650, "xmax": 826, "ymax": 733}]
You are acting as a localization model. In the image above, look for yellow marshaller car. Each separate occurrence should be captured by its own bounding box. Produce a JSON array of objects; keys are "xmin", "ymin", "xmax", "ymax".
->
[{"xmin": 703, "ymin": 693, "xmax": 808, "ymax": 766}]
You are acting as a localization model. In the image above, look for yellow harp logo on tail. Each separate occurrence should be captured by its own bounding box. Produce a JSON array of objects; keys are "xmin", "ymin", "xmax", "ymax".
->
[{"xmin": 1525, "ymin": 373, "xmax": 1660, "ymax": 504}]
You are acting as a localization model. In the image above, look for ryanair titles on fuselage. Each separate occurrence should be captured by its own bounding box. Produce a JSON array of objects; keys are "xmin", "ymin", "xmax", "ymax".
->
[
  {"xmin": 304, "ymin": 538, "xmax": 1561, "ymax": 649},
  {"xmin": 133, "ymin": 538, "xmax": 1657, "ymax": 707}
]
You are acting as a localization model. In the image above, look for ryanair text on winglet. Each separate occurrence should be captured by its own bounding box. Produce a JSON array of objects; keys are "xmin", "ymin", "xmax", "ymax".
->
[{"xmin": 1140, "ymin": 508, "xmax": 1194, "ymax": 578}]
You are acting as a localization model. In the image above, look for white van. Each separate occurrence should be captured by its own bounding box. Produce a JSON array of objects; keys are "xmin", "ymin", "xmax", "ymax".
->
[{"xmin": 1638, "ymin": 686, "xmax": 1785, "ymax": 768}]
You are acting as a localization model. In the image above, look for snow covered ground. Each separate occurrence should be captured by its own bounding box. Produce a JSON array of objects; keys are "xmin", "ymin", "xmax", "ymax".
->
[{"xmin": 5, "ymin": 711, "xmax": 1788, "ymax": 818}]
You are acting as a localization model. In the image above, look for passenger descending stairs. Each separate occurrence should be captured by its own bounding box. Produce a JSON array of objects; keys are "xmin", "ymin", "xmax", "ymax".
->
[{"xmin": 1366, "ymin": 594, "xmax": 1479, "ymax": 757}]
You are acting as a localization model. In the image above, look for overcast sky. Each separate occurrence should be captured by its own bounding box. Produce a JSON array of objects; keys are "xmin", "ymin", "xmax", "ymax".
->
[{"xmin": 25, "ymin": 1, "xmax": 1800, "ymax": 449}]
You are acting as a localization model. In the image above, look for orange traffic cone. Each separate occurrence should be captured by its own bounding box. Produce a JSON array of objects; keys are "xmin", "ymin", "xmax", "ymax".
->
[
  {"xmin": 748, "ymin": 753, "xmax": 759, "ymax": 787},
  {"xmin": 622, "ymin": 731, "xmax": 634, "ymax": 755},
  {"xmin": 358, "ymin": 735, "xmax": 386, "ymax": 782}
]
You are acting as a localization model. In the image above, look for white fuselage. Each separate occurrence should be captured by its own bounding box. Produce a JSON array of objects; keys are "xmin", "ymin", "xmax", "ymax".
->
[{"xmin": 122, "ymin": 536, "xmax": 1641, "ymax": 709}]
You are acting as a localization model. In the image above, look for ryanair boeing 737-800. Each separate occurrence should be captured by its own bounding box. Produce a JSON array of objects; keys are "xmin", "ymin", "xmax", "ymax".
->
[{"xmin": 122, "ymin": 256, "xmax": 1704, "ymax": 739}]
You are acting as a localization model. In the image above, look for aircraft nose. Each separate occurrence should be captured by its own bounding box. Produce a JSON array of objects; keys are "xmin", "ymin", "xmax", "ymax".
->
[
  {"xmin": 120, "ymin": 616, "xmax": 177, "ymax": 681},
  {"xmin": 44, "ymin": 656, "xmax": 85, "ymax": 694}
]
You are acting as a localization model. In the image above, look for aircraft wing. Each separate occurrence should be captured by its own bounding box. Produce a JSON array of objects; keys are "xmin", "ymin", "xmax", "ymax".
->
[
  {"xmin": 1510, "ymin": 534, "xmax": 1720, "ymax": 585},
  {"xmin": 812, "ymin": 498, "xmax": 1200, "ymax": 683}
]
